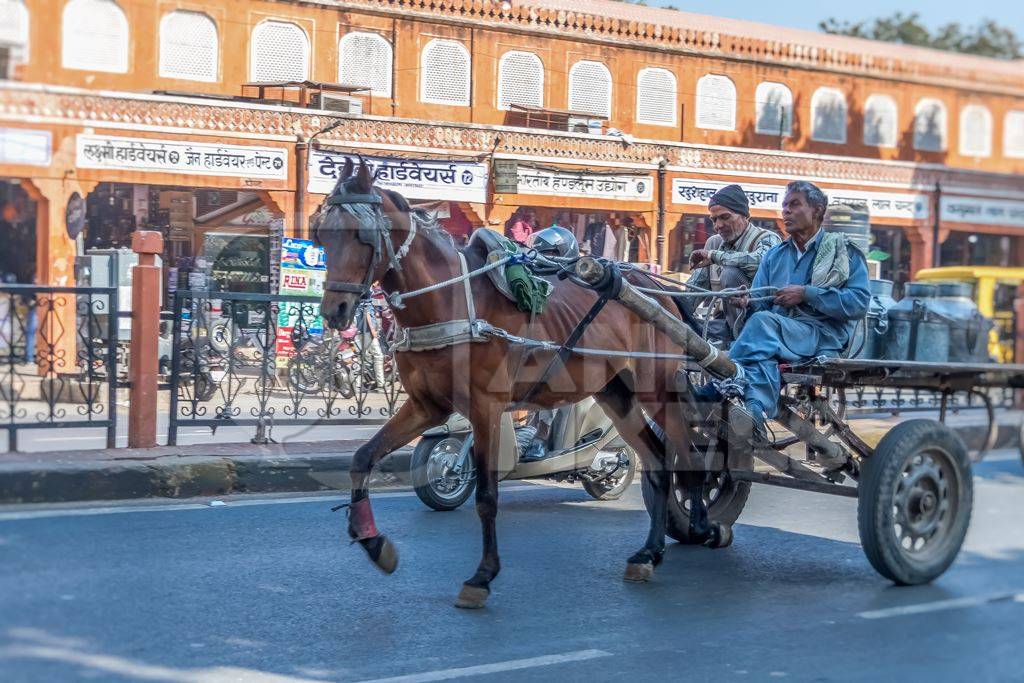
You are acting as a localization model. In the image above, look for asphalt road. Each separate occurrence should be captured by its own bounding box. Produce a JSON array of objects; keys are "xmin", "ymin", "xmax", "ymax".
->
[{"xmin": 1, "ymin": 451, "xmax": 1022, "ymax": 682}]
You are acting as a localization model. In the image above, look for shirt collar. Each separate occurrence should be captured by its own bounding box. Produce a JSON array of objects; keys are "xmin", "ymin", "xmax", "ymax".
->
[{"xmin": 789, "ymin": 228, "xmax": 824, "ymax": 257}]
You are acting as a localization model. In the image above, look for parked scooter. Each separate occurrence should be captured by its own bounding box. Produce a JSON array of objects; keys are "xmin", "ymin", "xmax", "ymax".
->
[{"xmin": 411, "ymin": 397, "xmax": 637, "ymax": 510}]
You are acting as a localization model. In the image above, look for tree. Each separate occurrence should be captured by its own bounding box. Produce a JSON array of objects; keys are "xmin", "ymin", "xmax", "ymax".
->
[{"xmin": 820, "ymin": 12, "xmax": 1022, "ymax": 60}]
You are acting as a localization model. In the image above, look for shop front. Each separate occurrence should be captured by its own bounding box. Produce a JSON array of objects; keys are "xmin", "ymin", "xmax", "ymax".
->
[
  {"xmin": 490, "ymin": 163, "xmax": 658, "ymax": 268},
  {"xmin": 939, "ymin": 195, "xmax": 1024, "ymax": 268}
]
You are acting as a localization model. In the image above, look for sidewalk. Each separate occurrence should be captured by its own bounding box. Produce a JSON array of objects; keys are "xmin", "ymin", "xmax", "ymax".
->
[{"xmin": 1, "ymin": 411, "xmax": 1020, "ymax": 504}]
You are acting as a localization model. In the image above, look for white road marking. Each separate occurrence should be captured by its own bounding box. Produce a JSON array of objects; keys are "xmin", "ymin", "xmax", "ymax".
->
[
  {"xmin": 857, "ymin": 592, "xmax": 1024, "ymax": 619},
  {"xmin": 0, "ymin": 483, "xmax": 550, "ymax": 522},
  {"xmin": 355, "ymin": 649, "xmax": 612, "ymax": 683}
]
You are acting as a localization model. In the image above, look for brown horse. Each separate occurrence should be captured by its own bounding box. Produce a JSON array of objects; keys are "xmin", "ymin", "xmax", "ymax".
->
[{"xmin": 313, "ymin": 158, "xmax": 723, "ymax": 608}]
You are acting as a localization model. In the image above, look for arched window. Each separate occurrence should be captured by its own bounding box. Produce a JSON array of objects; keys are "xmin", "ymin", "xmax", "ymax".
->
[
  {"xmin": 913, "ymin": 99, "xmax": 947, "ymax": 152},
  {"xmin": 0, "ymin": 0, "xmax": 29, "ymax": 65},
  {"xmin": 159, "ymin": 11, "xmax": 218, "ymax": 82},
  {"xmin": 62, "ymin": 0, "xmax": 129, "ymax": 73},
  {"xmin": 635, "ymin": 67, "xmax": 677, "ymax": 126},
  {"xmin": 420, "ymin": 39, "xmax": 470, "ymax": 106},
  {"xmin": 338, "ymin": 31, "xmax": 392, "ymax": 97},
  {"xmin": 695, "ymin": 74, "xmax": 736, "ymax": 130},
  {"xmin": 811, "ymin": 87, "xmax": 847, "ymax": 143},
  {"xmin": 959, "ymin": 104, "xmax": 992, "ymax": 157},
  {"xmin": 755, "ymin": 82, "xmax": 792, "ymax": 136},
  {"xmin": 1004, "ymin": 111, "xmax": 1024, "ymax": 159},
  {"xmin": 497, "ymin": 51, "xmax": 543, "ymax": 110},
  {"xmin": 863, "ymin": 94, "xmax": 898, "ymax": 147},
  {"xmin": 568, "ymin": 60, "xmax": 612, "ymax": 119},
  {"xmin": 250, "ymin": 20, "xmax": 309, "ymax": 82}
]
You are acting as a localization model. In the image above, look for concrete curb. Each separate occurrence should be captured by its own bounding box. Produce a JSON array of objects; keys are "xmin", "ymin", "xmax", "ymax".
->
[
  {"xmin": 1, "ymin": 413, "xmax": 1019, "ymax": 505},
  {"xmin": 0, "ymin": 443, "xmax": 414, "ymax": 505}
]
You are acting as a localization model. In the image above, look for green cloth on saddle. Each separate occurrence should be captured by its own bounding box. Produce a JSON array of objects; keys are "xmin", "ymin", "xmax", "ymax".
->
[{"xmin": 496, "ymin": 236, "xmax": 553, "ymax": 315}]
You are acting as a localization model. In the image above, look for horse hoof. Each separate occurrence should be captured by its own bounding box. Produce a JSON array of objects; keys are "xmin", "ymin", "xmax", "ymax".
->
[
  {"xmin": 624, "ymin": 562, "xmax": 654, "ymax": 583},
  {"xmin": 356, "ymin": 535, "xmax": 399, "ymax": 574},
  {"xmin": 373, "ymin": 536, "xmax": 399, "ymax": 574},
  {"xmin": 454, "ymin": 584, "xmax": 490, "ymax": 609},
  {"xmin": 705, "ymin": 522, "xmax": 733, "ymax": 549}
]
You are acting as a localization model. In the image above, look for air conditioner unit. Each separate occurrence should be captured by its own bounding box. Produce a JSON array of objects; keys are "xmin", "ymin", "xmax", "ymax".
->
[
  {"xmin": 567, "ymin": 116, "xmax": 603, "ymax": 134},
  {"xmin": 311, "ymin": 93, "xmax": 364, "ymax": 115}
]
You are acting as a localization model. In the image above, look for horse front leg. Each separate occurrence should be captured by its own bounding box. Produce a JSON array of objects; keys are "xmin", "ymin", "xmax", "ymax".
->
[
  {"xmin": 346, "ymin": 398, "xmax": 447, "ymax": 573},
  {"xmin": 455, "ymin": 404, "xmax": 505, "ymax": 609}
]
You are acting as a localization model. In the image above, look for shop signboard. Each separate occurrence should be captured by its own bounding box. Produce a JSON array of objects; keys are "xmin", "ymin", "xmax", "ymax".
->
[
  {"xmin": 671, "ymin": 179, "xmax": 929, "ymax": 221},
  {"xmin": 0, "ymin": 127, "xmax": 51, "ymax": 166},
  {"xmin": 308, "ymin": 151, "xmax": 489, "ymax": 203},
  {"xmin": 492, "ymin": 159, "xmax": 519, "ymax": 194},
  {"xmin": 940, "ymin": 195, "xmax": 1024, "ymax": 229},
  {"xmin": 275, "ymin": 238, "xmax": 326, "ymax": 368},
  {"xmin": 76, "ymin": 134, "xmax": 288, "ymax": 179},
  {"xmin": 515, "ymin": 166, "xmax": 653, "ymax": 201}
]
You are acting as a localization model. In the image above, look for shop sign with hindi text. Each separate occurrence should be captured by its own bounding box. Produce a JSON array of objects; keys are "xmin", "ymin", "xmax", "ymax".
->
[
  {"xmin": 76, "ymin": 134, "xmax": 288, "ymax": 179},
  {"xmin": 671, "ymin": 179, "xmax": 929, "ymax": 220},
  {"xmin": 308, "ymin": 151, "xmax": 489, "ymax": 203},
  {"xmin": 940, "ymin": 195, "xmax": 1024, "ymax": 229},
  {"xmin": 515, "ymin": 167, "xmax": 653, "ymax": 201}
]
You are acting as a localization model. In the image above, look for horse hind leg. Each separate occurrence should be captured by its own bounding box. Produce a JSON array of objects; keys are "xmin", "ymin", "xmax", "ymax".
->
[
  {"xmin": 595, "ymin": 377, "xmax": 668, "ymax": 582},
  {"xmin": 346, "ymin": 399, "xmax": 447, "ymax": 574}
]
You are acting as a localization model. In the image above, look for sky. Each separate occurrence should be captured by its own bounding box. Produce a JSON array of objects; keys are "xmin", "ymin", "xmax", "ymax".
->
[{"xmin": 643, "ymin": 0, "xmax": 1024, "ymax": 38}]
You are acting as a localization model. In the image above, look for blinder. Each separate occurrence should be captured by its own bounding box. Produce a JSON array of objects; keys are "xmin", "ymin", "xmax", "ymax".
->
[{"xmin": 318, "ymin": 185, "xmax": 409, "ymax": 301}]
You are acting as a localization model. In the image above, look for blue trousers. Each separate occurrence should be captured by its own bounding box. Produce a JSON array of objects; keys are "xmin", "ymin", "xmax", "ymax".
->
[{"xmin": 729, "ymin": 311, "xmax": 832, "ymax": 419}]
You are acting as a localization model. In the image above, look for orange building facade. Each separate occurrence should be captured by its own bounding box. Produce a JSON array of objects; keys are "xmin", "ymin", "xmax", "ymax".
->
[{"xmin": 1, "ymin": 0, "xmax": 1024, "ymax": 296}]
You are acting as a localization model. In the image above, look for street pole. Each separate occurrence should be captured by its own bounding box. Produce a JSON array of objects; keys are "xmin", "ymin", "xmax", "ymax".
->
[
  {"xmin": 128, "ymin": 230, "xmax": 163, "ymax": 448},
  {"xmin": 656, "ymin": 159, "xmax": 666, "ymax": 271},
  {"xmin": 932, "ymin": 182, "xmax": 942, "ymax": 268},
  {"xmin": 294, "ymin": 138, "xmax": 308, "ymax": 239}
]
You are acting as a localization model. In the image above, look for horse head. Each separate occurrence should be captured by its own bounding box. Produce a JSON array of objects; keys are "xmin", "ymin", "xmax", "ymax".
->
[{"xmin": 312, "ymin": 156, "xmax": 408, "ymax": 330}]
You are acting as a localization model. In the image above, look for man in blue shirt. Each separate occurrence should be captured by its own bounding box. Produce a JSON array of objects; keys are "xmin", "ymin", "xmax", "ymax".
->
[{"xmin": 726, "ymin": 181, "xmax": 870, "ymax": 430}]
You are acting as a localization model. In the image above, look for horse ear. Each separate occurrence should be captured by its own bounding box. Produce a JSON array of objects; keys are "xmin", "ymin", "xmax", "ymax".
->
[
  {"xmin": 341, "ymin": 157, "xmax": 354, "ymax": 181},
  {"xmin": 355, "ymin": 156, "xmax": 373, "ymax": 193}
]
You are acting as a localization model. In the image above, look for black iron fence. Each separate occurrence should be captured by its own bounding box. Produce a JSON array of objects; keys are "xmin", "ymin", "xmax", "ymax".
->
[
  {"xmin": 0, "ymin": 285, "xmax": 119, "ymax": 451},
  {"xmin": 167, "ymin": 290, "xmax": 403, "ymax": 445}
]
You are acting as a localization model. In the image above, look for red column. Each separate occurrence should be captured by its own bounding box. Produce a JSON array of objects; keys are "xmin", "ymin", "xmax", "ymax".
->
[{"xmin": 128, "ymin": 231, "xmax": 164, "ymax": 448}]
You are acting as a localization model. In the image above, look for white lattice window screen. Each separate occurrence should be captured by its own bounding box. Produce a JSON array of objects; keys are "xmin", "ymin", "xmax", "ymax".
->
[
  {"xmin": 568, "ymin": 60, "xmax": 611, "ymax": 118},
  {"xmin": 1004, "ymin": 111, "xmax": 1024, "ymax": 159},
  {"xmin": 696, "ymin": 75, "xmax": 736, "ymax": 130},
  {"xmin": 755, "ymin": 82, "xmax": 792, "ymax": 136},
  {"xmin": 420, "ymin": 39, "xmax": 470, "ymax": 106},
  {"xmin": 250, "ymin": 21, "xmax": 309, "ymax": 82},
  {"xmin": 914, "ymin": 99, "xmax": 947, "ymax": 151},
  {"xmin": 959, "ymin": 105, "xmax": 992, "ymax": 157},
  {"xmin": 159, "ymin": 11, "xmax": 218, "ymax": 82},
  {"xmin": 811, "ymin": 88, "xmax": 847, "ymax": 143},
  {"xmin": 636, "ymin": 68, "xmax": 676, "ymax": 126},
  {"xmin": 0, "ymin": 0, "xmax": 28, "ymax": 63},
  {"xmin": 863, "ymin": 95, "xmax": 897, "ymax": 147},
  {"xmin": 497, "ymin": 51, "xmax": 543, "ymax": 110},
  {"xmin": 339, "ymin": 32, "xmax": 392, "ymax": 97},
  {"xmin": 62, "ymin": 0, "xmax": 129, "ymax": 73}
]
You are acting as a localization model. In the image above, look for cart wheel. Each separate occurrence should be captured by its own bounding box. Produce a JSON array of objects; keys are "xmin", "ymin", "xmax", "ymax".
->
[
  {"xmin": 857, "ymin": 419, "xmax": 973, "ymax": 585},
  {"xmin": 643, "ymin": 447, "xmax": 752, "ymax": 545}
]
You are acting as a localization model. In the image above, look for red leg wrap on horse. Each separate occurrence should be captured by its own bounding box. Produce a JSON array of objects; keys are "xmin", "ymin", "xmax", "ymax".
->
[{"xmin": 350, "ymin": 498, "xmax": 380, "ymax": 540}]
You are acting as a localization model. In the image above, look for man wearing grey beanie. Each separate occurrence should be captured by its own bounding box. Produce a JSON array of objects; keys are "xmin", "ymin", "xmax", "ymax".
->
[{"xmin": 687, "ymin": 184, "xmax": 781, "ymax": 345}]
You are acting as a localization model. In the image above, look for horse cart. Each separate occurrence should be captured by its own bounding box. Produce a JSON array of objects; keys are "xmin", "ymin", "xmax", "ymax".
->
[
  {"xmin": 313, "ymin": 161, "xmax": 1023, "ymax": 607},
  {"xmin": 571, "ymin": 258, "xmax": 1024, "ymax": 586}
]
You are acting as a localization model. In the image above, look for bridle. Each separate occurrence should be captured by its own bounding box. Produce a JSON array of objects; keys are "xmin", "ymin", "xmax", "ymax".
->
[{"xmin": 315, "ymin": 185, "xmax": 416, "ymax": 300}]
